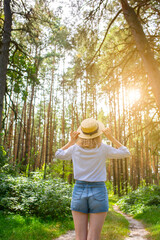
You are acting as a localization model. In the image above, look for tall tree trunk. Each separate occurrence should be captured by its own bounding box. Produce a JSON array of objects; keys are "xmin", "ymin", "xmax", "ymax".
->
[
  {"xmin": 7, "ymin": 110, "xmax": 14, "ymax": 156},
  {"xmin": 30, "ymin": 97, "xmax": 35, "ymax": 172},
  {"xmin": 13, "ymin": 100, "xmax": 18, "ymax": 164},
  {"xmin": 44, "ymin": 67, "xmax": 54, "ymax": 179},
  {"xmin": 109, "ymin": 91, "xmax": 116, "ymax": 194},
  {"xmin": 0, "ymin": 0, "xmax": 12, "ymax": 130},
  {"xmin": 49, "ymin": 105, "xmax": 53, "ymax": 163},
  {"xmin": 84, "ymin": 76, "xmax": 88, "ymax": 119},
  {"xmin": 20, "ymin": 99, "xmax": 27, "ymax": 168},
  {"xmin": 62, "ymin": 77, "xmax": 65, "ymax": 179},
  {"xmin": 52, "ymin": 108, "xmax": 56, "ymax": 155},
  {"xmin": 127, "ymin": 89, "xmax": 133, "ymax": 189},
  {"xmin": 40, "ymin": 94, "xmax": 46, "ymax": 170},
  {"xmin": 80, "ymin": 79, "xmax": 84, "ymax": 120},
  {"xmin": 3, "ymin": 94, "xmax": 10, "ymax": 148},
  {"xmin": 122, "ymin": 82, "xmax": 128, "ymax": 194},
  {"xmin": 17, "ymin": 102, "xmax": 25, "ymax": 164},
  {"xmin": 140, "ymin": 114, "xmax": 145, "ymax": 181},
  {"xmin": 118, "ymin": 87, "xmax": 124, "ymax": 195},
  {"xmin": 24, "ymin": 85, "xmax": 35, "ymax": 174},
  {"xmin": 114, "ymin": 90, "xmax": 120, "ymax": 195},
  {"xmin": 94, "ymin": 85, "xmax": 98, "ymax": 119},
  {"xmin": 114, "ymin": 89, "xmax": 121, "ymax": 196},
  {"xmin": 49, "ymin": 64, "xmax": 55, "ymax": 163},
  {"xmin": 68, "ymin": 103, "xmax": 75, "ymax": 184},
  {"xmin": 37, "ymin": 101, "xmax": 42, "ymax": 169},
  {"xmin": 119, "ymin": 0, "xmax": 160, "ymax": 112},
  {"xmin": 145, "ymin": 132, "xmax": 149, "ymax": 185}
]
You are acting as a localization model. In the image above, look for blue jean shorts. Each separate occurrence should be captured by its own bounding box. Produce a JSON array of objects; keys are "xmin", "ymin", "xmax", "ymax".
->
[{"xmin": 71, "ymin": 180, "xmax": 109, "ymax": 213}]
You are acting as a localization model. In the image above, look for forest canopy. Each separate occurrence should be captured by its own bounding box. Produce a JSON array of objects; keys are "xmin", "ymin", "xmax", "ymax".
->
[{"xmin": 0, "ymin": 0, "xmax": 160, "ymax": 194}]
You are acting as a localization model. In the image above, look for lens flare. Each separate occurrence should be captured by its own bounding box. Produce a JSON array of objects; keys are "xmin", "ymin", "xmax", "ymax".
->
[{"xmin": 127, "ymin": 89, "xmax": 141, "ymax": 104}]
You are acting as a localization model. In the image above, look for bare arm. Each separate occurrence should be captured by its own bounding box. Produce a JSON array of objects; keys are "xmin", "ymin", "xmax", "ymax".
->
[
  {"xmin": 61, "ymin": 131, "xmax": 80, "ymax": 150},
  {"xmin": 102, "ymin": 128, "xmax": 123, "ymax": 148}
]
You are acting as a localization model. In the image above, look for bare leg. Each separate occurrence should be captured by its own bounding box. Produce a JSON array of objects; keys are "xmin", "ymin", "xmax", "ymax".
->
[
  {"xmin": 72, "ymin": 210, "xmax": 88, "ymax": 240},
  {"xmin": 87, "ymin": 212, "xmax": 107, "ymax": 240}
]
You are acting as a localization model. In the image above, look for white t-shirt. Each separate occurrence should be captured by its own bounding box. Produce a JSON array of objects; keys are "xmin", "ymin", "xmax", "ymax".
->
[{"xmin": 55, "ymin": 143, "xmax": 130, "ymax": 182}]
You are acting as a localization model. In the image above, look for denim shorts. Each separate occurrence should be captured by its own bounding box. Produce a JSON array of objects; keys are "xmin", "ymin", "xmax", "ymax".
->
[{"xmin": 71, "ymin": 180, "xmax": 109, "ymax": 213}]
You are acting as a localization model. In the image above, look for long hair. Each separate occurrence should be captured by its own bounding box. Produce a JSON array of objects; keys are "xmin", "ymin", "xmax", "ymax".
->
[{"xmin": 76, "ymin": 136, "xmax": 102, "ymax": 149}]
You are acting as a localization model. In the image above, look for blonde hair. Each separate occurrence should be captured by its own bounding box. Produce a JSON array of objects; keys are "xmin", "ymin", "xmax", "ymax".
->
[{"xmin": 77, "ymin": 136, "xmax": 102, "ymax": 149}]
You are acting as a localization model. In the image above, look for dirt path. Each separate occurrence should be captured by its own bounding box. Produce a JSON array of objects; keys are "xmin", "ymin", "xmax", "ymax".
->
[
  {"xmin": 54, "ymin": 206, "xmax": 150, "ymax": 240},
  {"xmin": 54, "ymin": 230, "xmax": 75, "ymax": 240},
  {"xmin": 113, "ymin": 205, "xmax": 150, "ymax": 240}
]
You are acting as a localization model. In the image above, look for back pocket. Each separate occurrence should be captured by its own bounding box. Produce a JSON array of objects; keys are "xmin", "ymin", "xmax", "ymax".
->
[
  {"xmin": 91, "ymin": 186, "xmax": 107, "ymax": 201},
  {"xmin": 72, "ymin": 185, "xmax": 84, "ymax": 200}
]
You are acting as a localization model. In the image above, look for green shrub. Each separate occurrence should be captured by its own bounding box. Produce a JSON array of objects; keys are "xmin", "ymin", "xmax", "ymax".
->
[
  {"xmin": 0, "ymin": 146, "xmax": 19, "ymax": 175},
  {"xmin": 0, "ymin": 174, "xmax": 72, "ymax": 220},
  {"xmin": 0, "ymin": 146, "xmax": 7, "ymax": 168},
  {"xmin": 118, "ymin": 185, "xmax": 160, "ymax": 215}
]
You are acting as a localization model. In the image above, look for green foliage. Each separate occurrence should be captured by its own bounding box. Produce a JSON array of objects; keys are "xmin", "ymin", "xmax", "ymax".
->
[
  {"xmin": 135, "ymin": 207, "xmax": 160, "ymax": 240},
  {"xmin": 0, "ymin": 146, "xmax": 20, "ymax": 176},
  {"xmin": 117, "ymin": 185, "xmax": 160, "ymax": 215},
  {"xmin": 7, "ymin": 50, "xmax": 38, "ymax": 100},
  {"xmin": 0, "ymin": 211, "xmax": 74, "ymax": 240},
  {"xmin": 0, "ymin": 174, "xmax": 73, "ymax": 220},
  {"xmin": 118, "ymin": 186, "xmax": 160, "ymax": 240},
  {"xmin": 0, "ymin": 146, "xmax": 7, "ymax": 168}
]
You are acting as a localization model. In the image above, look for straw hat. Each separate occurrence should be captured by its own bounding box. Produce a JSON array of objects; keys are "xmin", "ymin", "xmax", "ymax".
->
[{"xmin": 77, "ymin": 118, "xmax": 105, "ymax": 139}]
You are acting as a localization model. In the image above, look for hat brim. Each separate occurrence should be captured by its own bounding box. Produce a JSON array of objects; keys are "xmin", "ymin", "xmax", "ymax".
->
[{"xmin": 77, "ymin": 120, "xmax": 105, "ymax": 139}]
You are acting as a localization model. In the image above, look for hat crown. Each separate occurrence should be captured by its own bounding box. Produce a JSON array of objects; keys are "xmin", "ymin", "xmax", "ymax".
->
[{"xmin": 81, "ymin": 118, "xmax": 98, "ymax": 134}]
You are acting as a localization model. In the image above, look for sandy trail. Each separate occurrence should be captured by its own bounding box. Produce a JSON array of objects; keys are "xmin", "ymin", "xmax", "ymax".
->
[
  {"xmin": 54, "ymin": 230, "xmax": 75, "ymax": 240},
  {"xmin": 54, "ymin": 206, "xmax": 150, "ymax": 240},
  {"xmin": 113, "ymin": 205, "xmax": 150, "ymax": 240}
]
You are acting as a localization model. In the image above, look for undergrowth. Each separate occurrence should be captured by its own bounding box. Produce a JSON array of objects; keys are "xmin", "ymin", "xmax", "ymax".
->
[
  {"xmin": 0, "ymin": 173, "xmax": 72, "ymax": 220},
  {"xmin": 117, "ymin": 185, "xmax": 160, "ymax": 240}
]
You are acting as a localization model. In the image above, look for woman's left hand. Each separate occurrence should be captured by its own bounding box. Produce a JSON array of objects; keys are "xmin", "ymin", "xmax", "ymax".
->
[
  {"xmin": 102, "ymin": 128, "xmax": 112, "ymax": 139},
  {"xmin": 70, "ymin": 131, "xmax": 80, "ymax": 144}
]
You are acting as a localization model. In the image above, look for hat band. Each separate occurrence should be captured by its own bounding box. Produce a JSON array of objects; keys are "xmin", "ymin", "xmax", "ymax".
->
[{"xmin": 81, "ymin": 126, "xmax": 99, "ymax": 136}]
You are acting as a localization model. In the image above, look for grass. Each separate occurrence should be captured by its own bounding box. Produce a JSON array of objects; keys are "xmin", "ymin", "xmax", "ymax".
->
[
  {"xmin": 0, "ymin": 211, "xmax": 74, "ymax": 240},
  {"xmin": 0, "ymin": 195, "xmax": 130, "ymax": 240},
  {"xmin": 101, "ymin": 194, "xmax": 130, "ymax": 240},
  {"xmin": 134, "ymin": 206, "xmax": 160, "ymax": 240},
  {"xmin": 0, "ymin": 194, "xmax": 131, "ymax": 240}
]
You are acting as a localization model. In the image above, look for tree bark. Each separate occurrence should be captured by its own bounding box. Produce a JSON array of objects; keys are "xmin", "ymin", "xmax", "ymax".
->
[
  {"xmin": 62, "ymin": 76, "xmax": 65, "ymax": 179},
  {"xmin": 37, "ymin": 101, "xmax": 42, "ymax": 169},
  {"xmin": 119, "ymin": 0, "xmax": 160, "ymax": 113},
  {"xmin": 24, "ymin": 85, "xmax": 35, "ymax": 173},
  {"xmin": 84, "ymin": 75, "xmax": 88, "ymax": 119},
  {"xmin": 0, "ymin": 0, "xmax": 12, "ymax": 130},
  {"xmin": 49, "ymin": 64, "xmax": 55, "ymax": 163},
  {"xmin": 40, "ymin": 94, "xmax": 46, "ymax": 170},
  {"xmin": 17, "ymin": 102, "xmax": 25, "ymax": 164}
]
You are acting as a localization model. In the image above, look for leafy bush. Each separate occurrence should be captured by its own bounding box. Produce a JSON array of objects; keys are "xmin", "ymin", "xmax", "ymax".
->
[
  {"xmin": 0, "ymin": 174, "xmax": 73, "ymax": 220},
  {"xmin": 0, "ymin": 146, "xmax": 7, "ymax": 169},
  {"xmin": 0, "ymin": 146, "xmax": 19, "ymax": 175},
  {"xmin": 118, "ymin": 185, "xmax": 160, "ymax": 215}
]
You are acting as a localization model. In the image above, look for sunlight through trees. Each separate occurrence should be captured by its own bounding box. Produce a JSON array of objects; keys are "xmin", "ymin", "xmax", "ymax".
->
[{"xmin": 0, "ymin": 0, "xmax": 159, "ymax": 195}]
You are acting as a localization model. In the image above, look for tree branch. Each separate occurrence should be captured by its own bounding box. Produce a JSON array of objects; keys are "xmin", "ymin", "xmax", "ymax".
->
[
  {"xmin": 10, "ymin": 40, "xmax": 28, "ymax": 56},
  {"xmin": 124, "ymin": 111, "xmax": 158, "ymax": 145},
  {"xmin": 85, "ymin": 8, "xmax": 122, "ymax": 69},
  {"xmin": 6, "ymin": 92, "xmax": 18, "ymax": 120}
]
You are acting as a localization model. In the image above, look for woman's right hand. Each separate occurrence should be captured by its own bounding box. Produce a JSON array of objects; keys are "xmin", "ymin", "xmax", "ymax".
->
[{"xmin": 70, "ymin": 131, "xmax": 80, "ymax": 144}]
